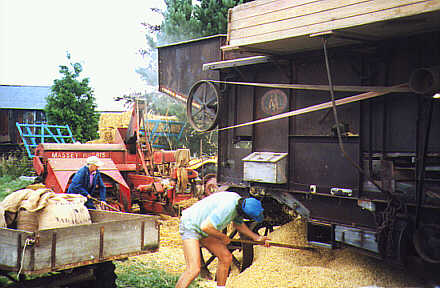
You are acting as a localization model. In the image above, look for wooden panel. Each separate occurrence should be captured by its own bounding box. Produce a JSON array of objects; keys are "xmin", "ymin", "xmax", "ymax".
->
[
  {"xmin": 33, "ymin": 225, "xmax": 100, "ymax": 271},
  {"xmin": 227, "ymin": 0, "xmax": 440, "ymax": 51},
  {"xmin": 0, "ymin": 211, "xmax": 158, "ymax": 273},
  {"xmin": 0, "ymin": 110, "xmax": 8, "ymax": 136},
  {"xmin": 0, "ymin": 229, "xmax": 32, "ymax": 270},
  {"xmin": 89, "ymin": 210, "xmax": 155, "ymax": 222},
  {"xmin": 231, "ymin": 0, "xmax": 369, "ymax": 30}
]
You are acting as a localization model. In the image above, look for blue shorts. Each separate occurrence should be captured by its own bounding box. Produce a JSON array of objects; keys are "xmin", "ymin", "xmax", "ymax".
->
[{"xmin": 179, "ymin": 221, "xmax": 202, "ymax": 240}]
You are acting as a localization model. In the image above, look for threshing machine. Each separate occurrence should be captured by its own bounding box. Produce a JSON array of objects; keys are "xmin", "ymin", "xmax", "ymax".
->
[
  {"xmin": 158, "ymin": 0, "xmax": 440, "ymax": 275},
  {"xmin": 32, "ymin": 102, "xmax": 199, "ymax": 215}
]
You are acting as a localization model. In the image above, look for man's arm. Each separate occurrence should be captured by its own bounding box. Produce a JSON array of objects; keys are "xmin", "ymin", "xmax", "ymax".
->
[
  {"xmin": 200, "ymin": 219, "xmax": 231, "ymax": 245},
  {"xmin": 69, "ymin": 168, "xmax": 90, "ymax": 197},
  {"xmin": 233, "ymin": 222, "xmax": 271, "ymax": 246},
  {"xmin": 97, "ymin": 172, "xmax": 106, "ymax": 202}
]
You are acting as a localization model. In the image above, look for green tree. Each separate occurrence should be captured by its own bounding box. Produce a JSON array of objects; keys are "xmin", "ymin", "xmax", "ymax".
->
[
  {"xmin": 45, "ymin": 53, "xmax": 99, "ymax": 143},
  {"xmin": 195, "ymin": 0, "xmax": 241, "ymax": 37},
  {"xmin": 158, "ymin": 0, "xmax": 242, "ymax": 43},
  {"xmin": 160, "ymin": 0, "xmax": 201, "ymax": 43}
]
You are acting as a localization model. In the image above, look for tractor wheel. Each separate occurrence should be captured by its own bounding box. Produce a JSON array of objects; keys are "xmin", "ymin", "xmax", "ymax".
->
[{"xmin": 72, "ymin": 261, "xmax": 117, "ymax": 288}]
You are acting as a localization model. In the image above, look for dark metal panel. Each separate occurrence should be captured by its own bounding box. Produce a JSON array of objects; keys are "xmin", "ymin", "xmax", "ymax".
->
[
  {"xmin": 253, "ymin": 63, "xmax": 290, "ymax": 153},
  {"xmin": 360, "ymin": 33, "xmax": 440, "ymax": 153},
  {"xmin": 289, "ymin": 136, "xmax": 360, "ymax": 195},
  {"xmin": 291, "ymin": 55, "xmax": 361, "ymax": 137},
  {"xmin": 299, "ymin": 195, "xmax": 377, "ymax": 228},
  {"xmin": 158, "ymin": 36, "xmax": 225, "ymax": 99},
  {"xmin": 218, "ymin": 72, "xmax": 254, "ymax": 185},
  {"xmin": 234, "ymin": 85, "xmax": 254, "ymax": 137}
]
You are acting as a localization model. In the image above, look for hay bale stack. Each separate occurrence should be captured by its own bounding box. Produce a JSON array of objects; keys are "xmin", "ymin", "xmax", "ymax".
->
[
  {"xmin": 93, "ymin": 112, "xmax": 181, "ymax": 144},
  {"xmin": 228, "ymin": 219, "xmax": 420, "ymax": 288}
]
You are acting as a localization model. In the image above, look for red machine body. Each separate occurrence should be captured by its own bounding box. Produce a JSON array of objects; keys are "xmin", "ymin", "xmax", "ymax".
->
[{"xmin": 33, "ymin": 103, "xmax": 199, "ymax": 215}]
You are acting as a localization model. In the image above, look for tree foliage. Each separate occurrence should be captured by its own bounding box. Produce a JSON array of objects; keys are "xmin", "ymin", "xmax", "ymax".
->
[
  {"xmin": 135, "ymin": 0, "xmax": 245, "ymax": 156},
  {"xmin": 159, "ymin": 0, "xmax": 242, "ymax": 43},
  {"xmin": 45, "ymin": 53, "xmax": 99, "ymax": 143}
]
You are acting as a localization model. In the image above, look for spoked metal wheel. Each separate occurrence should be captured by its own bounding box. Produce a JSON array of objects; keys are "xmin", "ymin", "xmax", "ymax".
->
[
  {"xmin": 414, "ymin": 224, "xmax": 440, "ymax": 264},
  {"xmin": 199, "ymin": 222, "xmax": 259, "ymax": 279},
  {"xmin": 186, "ymin": 80, "xmax": 222, "ymax": 132}
]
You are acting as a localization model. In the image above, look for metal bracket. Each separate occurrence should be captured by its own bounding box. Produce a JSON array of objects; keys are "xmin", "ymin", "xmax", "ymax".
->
[{"xmin": 269, "ymin": 191, "xmax": 310, "ymax": 219}]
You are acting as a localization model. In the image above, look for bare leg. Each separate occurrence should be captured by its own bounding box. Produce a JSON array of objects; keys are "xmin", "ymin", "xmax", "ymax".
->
[
  {"xmin": 201, "ymin": 236, "xmax": 232, "ymax": 286},
  {"xmin": 175, "ymin": 239, "xmax": 201, "ymax": 288}
]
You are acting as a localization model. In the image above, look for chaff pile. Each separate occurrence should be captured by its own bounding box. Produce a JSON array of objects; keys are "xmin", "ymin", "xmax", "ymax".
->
[
  {"xmin": 137, "ymin": 198, "xmax": 423, "ymax": 288},
  {"xmin": 227, "ymin": 219, "xmax": 421, "ymax": 288}
]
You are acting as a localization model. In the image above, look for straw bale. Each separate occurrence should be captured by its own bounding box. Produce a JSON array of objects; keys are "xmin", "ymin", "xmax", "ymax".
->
[
  {"xmin": 175, "ymin": 197, "xmax": 199, "ymax": 210},
  {"xmin": 95, "ymin": 111, "xmax": 182, "ymax": 144},
  {"xmin": 99, "ymin": 127, "xmax": 115, "ymax": 143}
]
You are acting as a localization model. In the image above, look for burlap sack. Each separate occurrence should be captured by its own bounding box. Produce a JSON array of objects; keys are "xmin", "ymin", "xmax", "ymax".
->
[
  {"xmin": 0, "ymin": 204, "xmax": 6, "ymax": 228},
  {"xmin": 16, "ymin": 208, "xmax": 39, "ymax": 232},
  {"xmin": 0, "ymin": 189, "xmax": 35, "ymax": 213},
  {"xmin": 38, "ymin": 194, "xmax": 91, "ymax": 230}
]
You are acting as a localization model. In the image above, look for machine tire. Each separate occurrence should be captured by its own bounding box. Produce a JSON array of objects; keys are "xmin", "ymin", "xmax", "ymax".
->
[
  {"xmin": 73, "ymin": 261, "xmax": 117, "ymax": 288},
  {"xmin": 414, "ymin": 224, "xmax": 440, "ymax": 264},
  {"xmin": 93, "ymin": 261, "xmax": 117, "ymax": 288}
]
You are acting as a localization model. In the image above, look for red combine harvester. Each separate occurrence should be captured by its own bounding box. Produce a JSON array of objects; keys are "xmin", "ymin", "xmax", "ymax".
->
[{"xmin": 32, "ymin": 102, "xmax": 199, "ymax": 215}]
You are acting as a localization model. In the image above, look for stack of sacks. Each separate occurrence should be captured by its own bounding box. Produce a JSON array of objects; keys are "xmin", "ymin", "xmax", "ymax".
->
[
  {"xmin": 0, "ymin": 205, "xmax": 5, "ymax": 228},
  {"xmin": 0, "ymin": 187, "xmax": 91, "ymax": 232}
]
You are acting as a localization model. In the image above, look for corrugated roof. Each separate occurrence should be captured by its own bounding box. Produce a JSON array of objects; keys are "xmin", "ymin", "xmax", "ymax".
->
[{"xmin": 0, "ymin": 85, "xmax": 50, "ymax": 110}]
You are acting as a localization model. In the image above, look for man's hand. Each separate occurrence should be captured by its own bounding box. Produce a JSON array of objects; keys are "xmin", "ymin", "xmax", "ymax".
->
[
  {"xmin": 255, "ymin": 235, "xmax": 271, "ymax": 247},
  {"xmin": 221, "ymin": 234, "xmax": 231, "ymax": 245},
  {"xmin": 234, "ymin": 222, "xmax": 271, "ymax": 247}
]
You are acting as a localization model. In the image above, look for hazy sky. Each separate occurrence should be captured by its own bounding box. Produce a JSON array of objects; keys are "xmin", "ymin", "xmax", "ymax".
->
[{"xmin": 0, "ymin": 0, "xmax": 165, "ymax": 111}]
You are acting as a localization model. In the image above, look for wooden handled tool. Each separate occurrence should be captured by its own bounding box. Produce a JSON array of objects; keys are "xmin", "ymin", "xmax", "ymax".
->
[
  {"xmin": 90, "ymin": 196, "xmax": 120, "ymax": 212},
  {"xmin": 230, "ymin": 239, "xmax": 316, "ymax": 251}
]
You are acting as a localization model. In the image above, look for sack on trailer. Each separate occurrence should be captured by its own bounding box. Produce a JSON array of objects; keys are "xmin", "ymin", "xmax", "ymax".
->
[{"xmin": 38, "ymin": 194, "xmax": 91, "ymax": 230}]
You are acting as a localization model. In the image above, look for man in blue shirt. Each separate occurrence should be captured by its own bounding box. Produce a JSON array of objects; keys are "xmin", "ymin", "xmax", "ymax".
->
[
  {"xmin": 67, "ymin": 156, "xmax": 106, "ymax": 209},
  {"xmin": 175, "ymin": 191, "xmax": 270, "ymax": 288}
]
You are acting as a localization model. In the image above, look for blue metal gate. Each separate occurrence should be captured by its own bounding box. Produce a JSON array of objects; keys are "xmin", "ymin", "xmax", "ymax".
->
[{"xmin": 16, "ymin": 123, "xmax": 75, "ymax": 158}]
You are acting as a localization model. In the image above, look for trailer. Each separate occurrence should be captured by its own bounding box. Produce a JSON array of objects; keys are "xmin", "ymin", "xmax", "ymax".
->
[
  {"xmin": 0, "ymin": 210, "xmax": 159, "ymax": 287},
  {"xmin": 158, "ymin": 0, "xmax": 440, "ymax": 274}
]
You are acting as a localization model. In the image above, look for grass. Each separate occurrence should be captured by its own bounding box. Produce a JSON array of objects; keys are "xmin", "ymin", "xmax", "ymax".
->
[
  {"xmin": 0, "ymin": 175, "xmax": 35, "ymax": 201},
  {"xmin": 0, "ymin": 150, "xmax": 33, "ymax": 178},
  {"xmin": 115, "ymin": 259, "xmax": 204, "ymax": 288},
  {"xmin": 0, "ymin": 150, "xmax": 35, "ymax": 201}
]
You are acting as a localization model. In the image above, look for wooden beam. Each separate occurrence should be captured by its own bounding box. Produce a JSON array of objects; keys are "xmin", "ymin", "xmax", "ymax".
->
[
  {"xmin": 208, "ymin": 80, "xmax": 411, "ymax": 93},
  {"xmin": 202, "ymin": 56, "xmax": 272, "ymax": 71},
  {"xmin": 228, "ymin": 0, "xmax": 440, "ymax": 48},
  {"xmin": 216, "ymin": 84, "xmax": 407, "ymax": 132}
]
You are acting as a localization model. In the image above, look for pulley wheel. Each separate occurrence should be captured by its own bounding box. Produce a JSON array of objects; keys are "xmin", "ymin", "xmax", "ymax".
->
[
  {"xmin": 186, "ymin": 80, "xmax": 222, "ymax": 132},
  {"xmin": 413, "ymin": 224, "xmax": 440, "ymax": 263}
]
